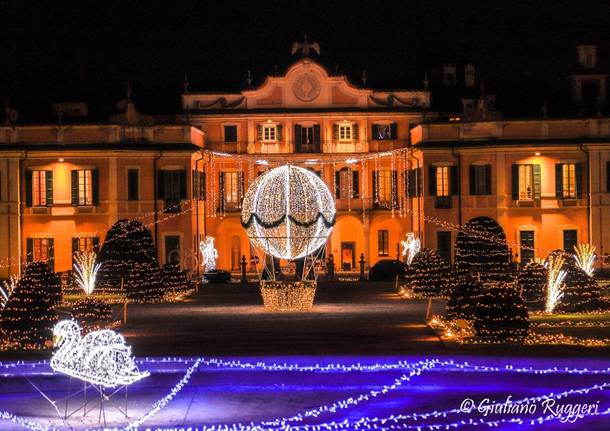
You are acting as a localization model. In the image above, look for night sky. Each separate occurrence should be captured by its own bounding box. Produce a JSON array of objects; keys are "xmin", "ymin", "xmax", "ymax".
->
[{"xmin": 2, "ymin": 0, "xmax": 609, "ymax": 119}]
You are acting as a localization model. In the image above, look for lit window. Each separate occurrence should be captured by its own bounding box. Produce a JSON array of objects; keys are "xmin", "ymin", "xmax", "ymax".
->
[
  {"xmin": 377, "ymin": 170, "xmax": 393, "ymax": 202},
  {"xmin": 562, "ymin": 163, "xmax": 577, "ymax": 199},
  {"xmin": 77, "ymin": 170, "xmax": 93, "ymax": 206},
  {"xmin": 33, "ymin": 238, "xmax": 50, "ymax": 262},
  {"xmin": 435, "ymin": 166, "xmax": 450, "ymax": 197},
  {"xmin": 78, "ymin": 237, "xmax": 95, "ymax": 253},
  {"xmin": 223, "ymin": 172, "xmax": 240, "ymax": 205},
  {"xmin": 32, "ymin": 170, "xmax": 47, "ymax": 206},
  {"xmin": 339, "ymin": 124, "xmax": 352, "ymax": 141},
  {"xmin": 374, "ymin": 124, "xmax": 393, "ymax": 140},
  {"xmin": 262, "ymin": 125, "xmax": 277, "ymax": 142},
  {"xmin": 378, "ymin": 230, "xmax": 389, "ymax": 256},
  {"xmin": 338, "ymin": 169, "xmax": 355, "ymax": 199},
  {"xmin": 519, "ymin": 165, "xmax": 533, "ymax": 200}
]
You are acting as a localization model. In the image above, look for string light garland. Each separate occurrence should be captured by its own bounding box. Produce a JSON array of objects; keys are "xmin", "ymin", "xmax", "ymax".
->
[
  {"xmin": 241, "ymin": 165, "xmax": 336, "ymax": 261},
  {"xmin": 50, "ymin": 320, "xmax": 149, "ymax": 388}
]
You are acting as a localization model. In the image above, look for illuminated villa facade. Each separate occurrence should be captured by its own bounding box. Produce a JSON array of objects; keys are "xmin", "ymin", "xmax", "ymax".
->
[{"xmin": 0, "ymin": 42, "xmax": 609, "ymax": 277}]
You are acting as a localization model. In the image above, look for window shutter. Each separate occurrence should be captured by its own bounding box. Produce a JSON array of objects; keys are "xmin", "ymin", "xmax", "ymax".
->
[
  {"xmin": 333, "ymin": 124, "xmax": 339, "ymax": 140},
  {"xmin": 576, "ymin": 162, "xmax": 583, "ymax": 199},
  {"xmin": 352, "ymin": 124, "xmax": 359, "ymax": 140},
  {"xmin": 469, "ymin": 165, "xmax": 476, "ymax": 195},
  {"xmin": 335, "ymin": 171, "xmax": 340, "ymax": 198},
  {"xmin": 157, "ymin": 170, "xmax": 165, "ymax": 200},
  {"xmin": 192, "ymin": 170, "xmax": 198, "ymax": 200},
  {"xmin": 25, "ymin": 170, "xmax": 32, "ymax": 207},
  {"xmin": 450, "ymin": 165, "xmax": 459, "ymax": 195},
  {"xmin": 352, "ymin": 170, "xmax": 359, "ymax": 197},
  {"xmin": 294, "ymin": 124, "xmax": 302, "ymax": 150},
  {"xmin": 256, "ymin": 124, "xmax": 263, "ymax": 141},
  {"xmin": 179, "ymin": 170, "xmax": 187, "ymax": 200},
  {"xmin": 406, "ymin": 169, "xmax": 414, "ymax": 197},
  {"xmin": 372, "ymin": 171, "xmax": 379, "ymax": 202},
  {"xmin": 372, "ymin": 124, "xmax": 379, "ymax": 140},
  {"xmin": 533, "ymin": 164, "xmax": 542, "ymax": 201},
  {"xmin": 313, "ymin": 124, "xmax": 321, "ymax": 145},
  {"xmin": 45, "ymin": 170, "xmax": 53, "ymax": 206},
  {"xmin": 48, "ymin": 238, "xmax": 54, "ymax": 272},
  {"xmin": 26, "ymin": 238, "xmax": 34, "ymax": 262},
  {"xmin": 417, "ymin": 167, "xmax": 423, "ymax": 196},
  {"xmin": 219, "ymin": 172, "xmax": 225, "ymax": 211},
  {"xmin": 428, "ymin": 166, "xmax": 437, "ymax": 196},
  {"xmin": 71, "ymin": 170, "xmax": 79, "ymax": 206},
  {"xmin": 276, "ymin": 124, "xmax": 283, "ymax": 141},
  {"xmin": 555, "ymin": 164, "xmax": 563, "ymax": 199},
  {"xmin": 390, "ymin": 122, "xmax": 398, "ymax": 139},
  {"xmin": 91, "ymin": 169, "xmax": 99, "ymax": 206},
  {"xmin": 93, "ymin": 237, "xmax": 100, "ymax": 253},
  {"xmin": 392, "ymin": 170, "xmax": 398, "ymax": 206},
  {"xmin": 511, "ymin": 164, "xmax": 519, "ymax": 200},
  {"xmin": 485, "ymin": 165, "xmax": 492, "ymax": 195}
]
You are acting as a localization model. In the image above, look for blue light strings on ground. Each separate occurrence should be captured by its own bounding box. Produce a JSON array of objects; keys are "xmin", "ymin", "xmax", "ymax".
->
[{"xmin": 0, "ymin": 356, "xmax": 608, "ymax": 431}]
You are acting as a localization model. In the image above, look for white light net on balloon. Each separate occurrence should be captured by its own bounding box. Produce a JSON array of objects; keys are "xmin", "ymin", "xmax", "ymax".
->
[{"xmin": 241, "ymin": 165, "xmax": 336, "ymax": 261}]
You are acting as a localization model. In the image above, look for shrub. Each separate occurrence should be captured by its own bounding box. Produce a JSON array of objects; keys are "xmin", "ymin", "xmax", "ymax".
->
[
  {"xmin": 474, "ymin": 282, "xmax": 529, "ymax": 342},
  {"xmin": 404, "ymin": 248, "xmax": 451, "ymax": 298}
]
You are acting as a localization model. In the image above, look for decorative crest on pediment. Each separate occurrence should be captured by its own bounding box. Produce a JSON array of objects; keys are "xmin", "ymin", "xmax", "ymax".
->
[{"xmin": 291, "ymin": 35, "xmax": 321, "ymax": 57}]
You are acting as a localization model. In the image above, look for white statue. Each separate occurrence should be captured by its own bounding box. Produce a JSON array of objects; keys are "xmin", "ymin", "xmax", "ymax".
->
[
  {"xmin": 200, "ymin": 236, "xmax": 218, "ymax": 273},
  {"xmin": 401, "ymin": 233, "xmax": 421, "ymax": 265}
]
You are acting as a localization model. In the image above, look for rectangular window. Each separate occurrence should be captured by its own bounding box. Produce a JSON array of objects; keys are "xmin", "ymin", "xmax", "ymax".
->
[
  {"xmin": 127, "ymin": 169, "xmax": 139, "ymax": 201},
  {"xmin": 160, "ymin": 170, "xmax": 186, "ymax": 212},
  {"xmin": 77, "ymin": 169, "xmax": 93, "ymax": 206},
  {"xmin": 518, "ymin": 164, "xmax": 534, "ymax": 200},
  {"xmin": 78, "ymin": 237, "xmax": 95, "ymax": 252},
  {"xmin": 262, "ymin": 125, "xmax": 277, "ymax": 142},
  {"xmin": 562, "ymin": 163, "xmax": 577, "ymax": 199},
  {"xmin": 437, "ymin": 231, "xmax": 452, "ymax": 264},
  {"xmin": 224, "ymin": 125, "xmax": 238, "ymax": 143},
  {"xmin": 339, "ymin": 124, "xmax": 352, "ymax": 141},
  {"xmin": 32, "ymin": 170, "xmax": 47, "ymax": 206},
  {"xmin": 563, "ymin": 229, "xmax": 578, "ymax": 253},
  {"xmin": 373, "ymin": 124, "xmax": 395, "ymax": 140},
  {"xmin": 471, "ymin": 165, "xmax": 491, "ymax": 195},
  {"xmin": 377, "ymin": 170, "xmax": 393, "ymax": 202},
  {"xmin": 165, "ymin": 235, "xmax": 181, "ymax": 266},
  {"xmin": 33, "ymin": 238, "xmax": 50, "ymax": 262},
  {"xmin": 337, "ymin": 169, "xmax": 358, "ymax": 199},
  {"xmin": 520, "ymin": 230, "xmax": 535, "ymax": 264},
  {"xmin": 378, "ymin": 230, "xmax": 389, "ymax": 256},
  {"xmin": 435, "ymin": 166, "xmax": 450, "ymax": 197},
  {"xmin": 193, "ymin": 171, "xmax": 206, "ymax": 200},
  {"xmin": 223, "ymin": 172, "xmax": 240, "ymax": 205}
]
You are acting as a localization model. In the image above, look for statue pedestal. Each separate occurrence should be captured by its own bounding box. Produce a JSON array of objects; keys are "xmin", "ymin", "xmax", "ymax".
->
[{"xmin": 259, "ymin": 280, "xmax": 317, "ymax": 311}]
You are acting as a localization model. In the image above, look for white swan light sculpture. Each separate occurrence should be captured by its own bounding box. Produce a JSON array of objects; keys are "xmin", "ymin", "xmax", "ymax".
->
[{"xmin": 51, "ymin": 320, "xmax": 149, "ymax": 388}]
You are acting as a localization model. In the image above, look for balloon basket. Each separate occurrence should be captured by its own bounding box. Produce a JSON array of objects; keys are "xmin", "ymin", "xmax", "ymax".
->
[{"xmin": 259, "ymin": 280, "xmax": 317, "ymax": 311}]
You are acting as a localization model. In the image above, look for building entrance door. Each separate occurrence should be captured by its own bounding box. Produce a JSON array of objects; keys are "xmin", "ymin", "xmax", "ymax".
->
[{"xmin": 341, "ymin": 242, "xmax": 355, "ymax": 270}]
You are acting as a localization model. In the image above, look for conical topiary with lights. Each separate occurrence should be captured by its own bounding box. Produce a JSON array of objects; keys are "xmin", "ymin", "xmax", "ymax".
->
[
  {"xmin": 161, "ymin": 264, "xmax": 192, "ymax": 296},
  {"xmin": 455, "ymin": 216, "xmax": 512, "ymax": 284},
  {"xmin": 403, "ymin": 248, "xmax": 451, "ymax": 298},
  {"xmin": 97, "ymin": 219, "xmax": 157, "ymax": 289},
  {"xmin": 0, "ymin": 262, "xmax": 59, "ymax": 349},
  {"xmin": 126, "ymin": 261, "xmax": 164, "ymax": 302},
  {"xmin": 474, "ymin": 282, "xmax": 529, "ymax": 342},
  {"xmin": 517, "ymin": 261, "xmax": 547, "ymax": 304},
  {"xmin": 446, "ymin": 269, "xmax": 483, "ymax": 320}
]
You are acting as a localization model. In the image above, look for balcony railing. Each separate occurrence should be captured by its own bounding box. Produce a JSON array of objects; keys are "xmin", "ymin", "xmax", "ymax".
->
[{"xmin": 203, "ymin": 139, "xmax": 408, "ymax": 155}]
